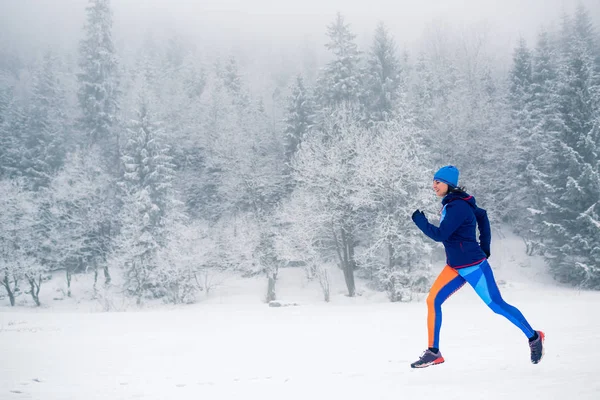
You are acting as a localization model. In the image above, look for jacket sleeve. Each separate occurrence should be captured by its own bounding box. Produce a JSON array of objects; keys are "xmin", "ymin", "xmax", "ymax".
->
[
  {"xmin": 475, "ymin": 207, "xmax": 491, "ymax": 255},
  {"xmin": 414, "ymin": 202, "xmax": 467, "ymax": 242}
]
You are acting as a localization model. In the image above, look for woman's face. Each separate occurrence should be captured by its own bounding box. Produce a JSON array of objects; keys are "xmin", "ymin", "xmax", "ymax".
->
[{"xmin": 432, "ymin": 180, "xmax": 449, "ymax": 197}]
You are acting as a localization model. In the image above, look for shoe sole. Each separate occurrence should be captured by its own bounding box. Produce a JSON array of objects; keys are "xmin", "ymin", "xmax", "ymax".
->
[
  {"xmin": 532, "ymin": 331, "xmax": 545, "ymax": 364},
  {"xmin": 411, "ymin": 357, "xmax": 445, "ymax": 369}
]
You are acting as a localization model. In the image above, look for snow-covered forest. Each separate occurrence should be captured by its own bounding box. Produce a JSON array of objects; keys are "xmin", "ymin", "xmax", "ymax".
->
[{"xmin": 1, "ymin": 0, "xmax": 599, "ymax": 308}]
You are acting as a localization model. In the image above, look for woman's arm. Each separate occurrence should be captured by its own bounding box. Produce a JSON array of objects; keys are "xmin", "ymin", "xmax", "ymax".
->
[{"xmin": 412, "ymin": 202, "xmax": 467, "ymax": 242}]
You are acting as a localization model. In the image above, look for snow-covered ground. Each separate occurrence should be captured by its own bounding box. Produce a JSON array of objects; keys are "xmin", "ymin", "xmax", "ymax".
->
[{"xmin": 1, "ymin": 231, "xmax": 599, "ymax": 400}]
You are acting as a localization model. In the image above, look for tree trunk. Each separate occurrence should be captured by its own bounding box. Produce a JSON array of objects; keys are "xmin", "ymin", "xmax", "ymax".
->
[
  {"xmin": 386, "ymin": 241, "xmax": 400, "ymax": 301},
  {"xmin": 27, "ymin": 275, "xmax": 41, "ymax": 307},
  {"xmin": 341, "ymin": 226, "xmax": 356, "ymax": 297},
  {"xmin": 66, "ymin": 267, "xmax": 72, "ymax": 297},
  {"xmin": 332, "ymin": 222, "xmax": 357, "ymax": 297},
  {"xmin": 342, "ymin": 263, "xmax": 356, "ymax": 297},
  {"xmin": 103, "ymin": 265, "xmax": 111, "ymax": 286},
  {"xmin": 316, "ymin": 264, "xmax": 330, "ymax": 302},
  {"xmin": 93, "ymin": 263, "xmax": 99, "ymax": 298},
  {"xmin": 2, "ymin": 275, "xmax": 16, "ymax": 306},
  {"xmin": 266, "ymin": 268, "xmax": 278, "ymax": 302}
]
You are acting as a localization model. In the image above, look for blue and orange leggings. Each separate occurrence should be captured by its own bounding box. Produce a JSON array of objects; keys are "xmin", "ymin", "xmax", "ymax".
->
[{"xmin": 427, "ymin": 260, "xmax": 535, "ymax": 349}]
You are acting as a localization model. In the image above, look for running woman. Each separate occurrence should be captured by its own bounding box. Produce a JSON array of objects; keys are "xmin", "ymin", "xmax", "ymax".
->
[{"xmin": 410, "ymin": 165, "xmax": 545, "ymax": 368}]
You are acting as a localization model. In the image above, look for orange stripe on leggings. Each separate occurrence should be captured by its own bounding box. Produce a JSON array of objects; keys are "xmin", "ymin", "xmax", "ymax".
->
[{"xmin": 427, "ymin": 265, "xmax": 460, "ymax": 348}]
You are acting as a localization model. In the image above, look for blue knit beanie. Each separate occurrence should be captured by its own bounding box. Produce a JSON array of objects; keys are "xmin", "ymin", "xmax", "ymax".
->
[{"xmin": 433, "ymin": 165, "xmax": 459, "ymax": 187}]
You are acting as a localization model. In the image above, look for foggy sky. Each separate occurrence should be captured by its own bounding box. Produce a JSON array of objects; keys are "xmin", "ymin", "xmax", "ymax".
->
[{"xmin": 1, "ymin": 0, "xmax": 599, "ymax": 65}]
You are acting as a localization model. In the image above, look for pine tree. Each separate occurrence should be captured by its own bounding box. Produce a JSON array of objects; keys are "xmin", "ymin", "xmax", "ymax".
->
[
  {"xmin": 316, "ymin": 13, "xmax": 362, "ymax": 108},
  {"xmin": 518, "ymin": 30, "xmax": 563, "ymax": 255},
  {"xmin": 119, "ymin": 79, "xmax": 178, "ymax": 301},
  {"xmin": 75, "ymin": 0, "xmax": 121, "ymax": 286},
  {"xmin": 222, "ymin": 56, "xmax": 242, "ymax": 95},
  {"xmin": 77, "ymin": 0, "xmax": 120, "ymax": 150},
  {"xmin": 283, "ymin": 74, "xmax": 316, "ymax": 161},
  {"xmin": 411, "ymin": 52, "xmax": 435, "ymax": 130},
  {"xmin": 22, "ymin": 52, "xmax": 68, "ymax": 190},
  {"xmin": 542, "ymin": 7, "xmax": 600, "ymax": 287},
  {"xmin": 364, "ymin": 22, "xmax": 405, "ymax": 124},
  {"xmin": 509, "ymin": 38, "xmax": 534, "ymax": 115},
  {"xmin": 507, "ymin": 38, "xmax": 536, "ymax": 234},
  {"xmin": 0, "ymin": 100, "xmax": 28, "ymax": 180}
]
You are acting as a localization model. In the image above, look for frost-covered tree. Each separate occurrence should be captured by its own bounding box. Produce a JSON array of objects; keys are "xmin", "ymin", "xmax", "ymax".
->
[
  {"xmin": 254, "ymin": 230, "xmax": 281, "ymax": 302},
  {"xmin": 0, "ymin": 179, "xmax": 43, "ymax": 306},
  {"xmin": 77, "ymin": 0, "xmax": 120, "ymax": 152},
  {"xmin": 154, "ymin": 220, "xmax": 225, "ymax": 304},
  {"xmin": 213, "ymin": 94, "xmax": 287, "ymax": 297},
  {"xmin": 47, "ymin": 149, "xmax": 117, "ymax": 294},
  {"xmin": 213, "ymin": 99, "xmax": 287, "ymax": 217},
  {"xmin": 274, "ymin": 191, "xmax": 332, "ymax": 302},
  {"xmin": 291, "ymin": 106, "xmax": 434, "ymax": 299},
  {"xmin": 353, "ymin": 119, "xmax": 433, "ymax": 301},
  {"xmin": 292, "ymin": 107, "xmax": 368, "ymax": 296}
]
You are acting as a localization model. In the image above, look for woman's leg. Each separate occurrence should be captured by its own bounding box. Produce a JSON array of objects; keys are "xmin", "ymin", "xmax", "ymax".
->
[
  {"xmin": 426, "ymin": 265, "xmax": 467, "ymax": 349},
  {"xmin": 458, "ymin": 260, "xmax": 535, "ymax": 338}
]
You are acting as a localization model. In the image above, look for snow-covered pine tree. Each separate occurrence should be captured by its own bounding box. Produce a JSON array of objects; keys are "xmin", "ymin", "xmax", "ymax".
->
[
  {"xmin": 507, "ymin": 38, "xmax": 537, "ymax": 237},
  {"xmin": 75, "ymin": 0, "xmax": 121, "ymax": 285},
  {"xmin": 518, "ymin": 29, "xmax": 564, "ymax": 256},
  {"xmin": 77, "ymin": 0, "xmax": 120, "ymax": 154},
  {"xmin": 542, "ymin": 6, "xmax": 600, "ymax": 287},
  {"xmin": 215, "ymin": 56, "xmax": 249, "ymax": 108},
  {"xmin": 411, "ymin": 52, "xmax": 435, "ymax": 130},
  {"xmin": 0, "ymin": 98, "xmax": 28, "ymax": 180},
  {"xmin": 363, "ymin": 22, "xmax": 406, "ymax": 125},
  {"xmin": 283, "ymin": 74, "xmax": 316, "ymax": 164},
  {"xmin": 316, "ymin": 13, "xmax": 362, "ymax": 109},
  {"xmin": 221, "ymin": 56, "xmax": 242, "ymax": 95},
  {"xmin": 119, "ymin": 76, "xmax": 179, "ymax": 302},
  {"xmin": 22, "ymin": 52, "xmax": 68, "ymax": 191}
]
